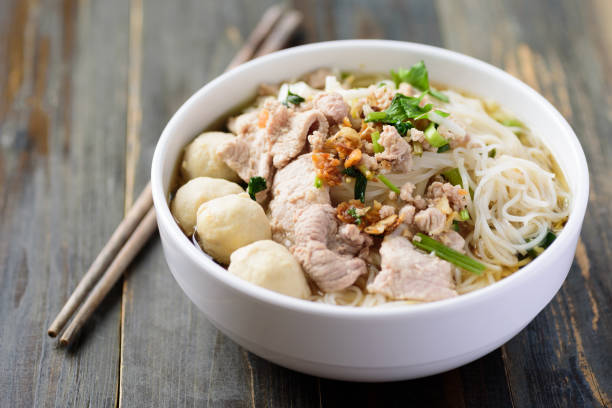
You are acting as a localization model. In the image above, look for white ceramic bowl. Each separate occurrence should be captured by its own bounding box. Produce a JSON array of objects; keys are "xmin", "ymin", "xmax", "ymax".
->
[{"xmin": 151, "ymin": 40, "xmax": 588, "ymax": 381}]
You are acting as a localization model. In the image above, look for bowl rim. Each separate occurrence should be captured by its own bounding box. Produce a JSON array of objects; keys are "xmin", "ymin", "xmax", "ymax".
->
[{"xmin": 151, "ymin": 39, "xmax": 589, "ymax": 318}]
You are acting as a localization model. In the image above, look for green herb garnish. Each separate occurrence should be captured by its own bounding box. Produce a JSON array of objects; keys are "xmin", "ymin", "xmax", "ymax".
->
[
  {"xmin": 412, "ymin": 233, "xmax": 485, "ymax": 275},
  {"xmin": 372, "ymin": 131, "xmax": 384, "ymax": 153},
  {"xmin": 284, "ymin": 90, "xmax": 305, "ymax": 106},
  {"xmin": 521, "ymin": 230, "xmax": 557, "ymax": 259},
  {"xmin": 365, "ymin": 92, "xmax": 432, "ymax": 126},
  {"xmin": 343, "ymin": 167, "xmax": 367, "ymax": 203},
  {"xmin": 247, "ymin": 176, "xmax": 267, "ymax": 200},
  {"xmin": 412, "ymin": 142, "xmax": 423, "ymax": 157},
  {"xmin": 347, "ymin": 207, "xmax": 363, "ymax": 225},
  {"xmin": 391, "ymin": 61, "xmax": 449, "ymax": 102},
  {"xmin": 499, "ymin": 118, "xmax": 523, "ymax": 128},
  {"xmin": 424, "ymin": 122, "xmax": 448, "ymax": 148},
  {"xmin": 437, "ymin": 144, "xmax": 451, "ymax": 153},
  {"xmin": 442, "ymin": 168, "xmax": 463, "ymax": 187},
  {"xmin": 314, "ymin": 176, "xmax": 322, "ymax": 189},
  {"xmin": 393, "ymin": 121, "xmax": 412, "ymax": 135},
  {"xmin": 459, "ymin": 208, "xmax": 470, "ymax": 221},
  {"xmin": 489, "ymin": 148, "xmax": 497, "ymax": 158},
  {"xmin": 342, "ymin": 166, "xmax": 360, "ymax": 177},
  {"xmin": 376, "ymin": 174, "xmax": 400, "ymax": 194},
  {"xmin": 452, "ymin": 220, "xmax": 460, "ymax": 232}
]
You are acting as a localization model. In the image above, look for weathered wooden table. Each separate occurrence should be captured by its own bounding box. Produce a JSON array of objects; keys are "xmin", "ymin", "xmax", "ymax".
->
[{"xmin": 1, "ymin": 0, "xmax": 610, "ymax": 406}]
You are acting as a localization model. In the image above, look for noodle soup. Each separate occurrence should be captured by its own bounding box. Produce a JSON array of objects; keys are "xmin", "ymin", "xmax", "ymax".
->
[{"xmin": 169, "ymin": 62, "xmax": 570, "ymax": 307}]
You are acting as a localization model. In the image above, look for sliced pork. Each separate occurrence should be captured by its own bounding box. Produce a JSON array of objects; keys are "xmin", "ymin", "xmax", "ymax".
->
[
  {"xmin": 375, "ymin": 125, "xmax": 412, "ymax": 172},
  {"xmin": 313, "ymin": 92, "xmax": 350, "ymax": 125},
  {"xmin": 367, "ymin": 236, "xmax": 458, "ymax": 301},
  {"xmin": 219, "ymin": 110, "xmax": 273, "ymax": 184},
  {"xmin": 268, "ymin": 153, "xmax": 370, "ymax": 291},
  {"xmin": 219, "ymin": 99, "xmax": 329, "ymax": 189},
  {"xmin": 267, "ymin": 153, "xmax": 330, "ymax": 247},
  {"xmin": 292, "ymin": 204, "xmax": 369, "ymax": 292},
  {"xmin": 267, "ymin": 102, "xmax": 329, "ymax": 168},
  {"xmin": 399, "ymin": 182, "xmax": 427, "ymax": 210}
]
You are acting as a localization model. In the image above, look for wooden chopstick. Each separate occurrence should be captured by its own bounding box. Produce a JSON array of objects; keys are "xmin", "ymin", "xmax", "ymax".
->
[
  {"xmin": 225, "ymin": 4, "xmax": 285, "ymax": 71},
  {"xmin": 51, "ymin": 3, "xmax": 302, "ymax": 346},
  {"xmin": 47, "ymin": 183, "xmax": 153, "ymax": 337},
  {"xmin": 253, "ymin": 10, "xmax": 302, "ymax": 58},
  {"xmin": 59, "ymin": 208, "xmax": 157, "ymax": 345}
]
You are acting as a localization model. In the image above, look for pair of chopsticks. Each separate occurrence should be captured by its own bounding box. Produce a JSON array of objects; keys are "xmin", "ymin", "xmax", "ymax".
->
[{"xmin": 48, "ymin": 4, "xmax": 302, "ymax": 346}]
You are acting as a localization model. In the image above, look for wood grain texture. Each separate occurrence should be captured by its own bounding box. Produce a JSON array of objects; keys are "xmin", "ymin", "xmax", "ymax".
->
[
  {"xmin": 437, "ymin": 1, "xmax": 612, "ymax": 407},
  {"xmin": 1, "ymin": 0, "xmax": 611, "ymax": 407},
  {"xmin": 0, "ymin": 0, "xmax": 129, "ymax": 406},
  {"xmin": 118, "ymin": 1, "xmax": 318, "ymax": 407}
]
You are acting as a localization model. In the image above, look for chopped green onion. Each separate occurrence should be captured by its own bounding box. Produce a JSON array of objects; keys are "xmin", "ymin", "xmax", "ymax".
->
[
  {"xmin": 459, "ymin": 208, "xmax": 470, "ymax": 221},
  {"xmin": 314, "ymin": 176, "xmax": 322, "ymax": 189},
  {"xmin": 365, "ymin": 111, "xmax": 388, "ymax": 122},
  {"xmin": 424, "ymin": 122, "xmax": 448, "ymax": 148},
  {"xmin": 499, "ymin": 118, "xmax": 523, "ymax": 127},
  {"xmin": 372, "ymin": 131, "xmax": 384, "ymax": 153},
  {"xmin": 442, "ymin": 168, "xmax": 462, "ymax": 187},
  {"xmin": 377, "ymin": 174, "xmax": 400, "ymax": 194},
  {"xmin": 412, "ymin": 142, "xmax": 423, "ymax": 157},
  {"xmin": 489, "ymin": 148, "xmax": 496, "ymax": 158},
  {"xmin": 247, "ymin": 176, "xmax": 267, "ymax": 200},
  {"xmin": 412, "ymin": 233, "xmax": 485, "ymax": 275},
  {"xmin": 347, "ymin": 207, "xmax": 362, "ymax": 225},
  {"xmin": 437, "ymin": 144, "xmax": 450, "ymax": 153},
  {"xmin": 434, "ymin": 109, "xmax": 450, "ymax": 118},
  {"xmin": 429, "ymin": 89, "xmax": 449, "ymax": 102}
]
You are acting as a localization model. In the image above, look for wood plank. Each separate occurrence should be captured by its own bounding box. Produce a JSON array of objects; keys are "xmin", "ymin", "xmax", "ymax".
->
[
  {"xmin": 438, "ymin": 0, "xmax": 612, "ymax": 406},
  {"xmin": 118, "ymin": 1, "xmax": 318, "ymax": 406},
  {"xmin": 0, "ymin": 0, "xmax": 129, "ymax": 406}
]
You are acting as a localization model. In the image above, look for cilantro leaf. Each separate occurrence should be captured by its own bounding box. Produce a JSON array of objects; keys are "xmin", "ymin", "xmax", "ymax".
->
[
  {"xmin": 365, "ymin": 93, "xmax": 432, "ymax": 125},
  {"xmin": 391, "ymin": 61, "xmax": 448, "ymax": 102},
  {"xmin": 392, "ymin": 121, "xmax": 412, "ymax": 136},
  {"xmin": 284, "ymin": 90, "xmax": 305, "ymax": 106},
  {"xmin": 406, "ymin": 61, "xmax": 429, "ymax": 91},
  {"xmin": 247, "ymin": 176, "xmax": 267, "ymax": 200}
]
